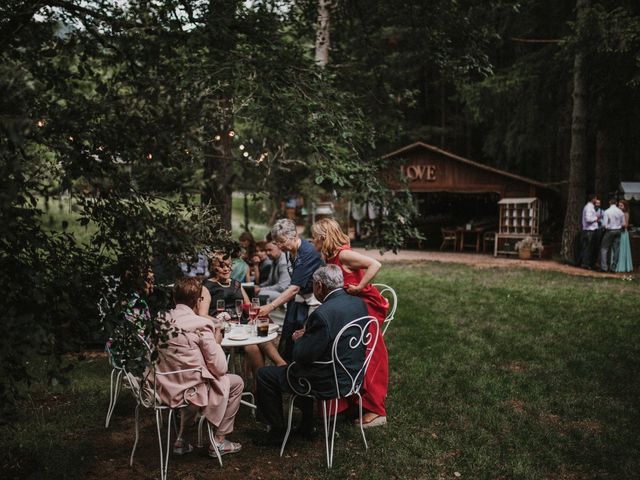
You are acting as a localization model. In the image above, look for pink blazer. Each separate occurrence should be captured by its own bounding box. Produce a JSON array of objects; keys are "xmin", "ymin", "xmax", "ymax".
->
[{"xmin": 154, "ymin": 304, "xmax": 230, "ymax": 426}]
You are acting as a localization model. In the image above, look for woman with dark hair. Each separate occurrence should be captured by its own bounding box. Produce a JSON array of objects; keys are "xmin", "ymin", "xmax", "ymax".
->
[{"xmin": 199, "ymin": 253, "xmax": 285, "ymax": 373}]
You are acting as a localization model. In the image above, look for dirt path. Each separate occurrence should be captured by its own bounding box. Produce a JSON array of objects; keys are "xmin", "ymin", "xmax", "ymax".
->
[{"xmin": 353, "ymin": 248, "xmax": 635, "ymax": 280}]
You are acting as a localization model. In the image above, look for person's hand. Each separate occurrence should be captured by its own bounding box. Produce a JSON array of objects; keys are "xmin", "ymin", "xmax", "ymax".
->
[
  {"xmin": 346, "ymin": 283, "xmax": 363, "ymax": 294},
  {"xmin": 258, "ymin": 303, "xmax": 273, "ymax": 317},
  {"xmin": 215, "ymin": 312, "xmax": 231, "ymax": 322},
  {"xmin": 213, "ymin": 326, "xmax": 223, "ymax": 344},
  {"xmin": 292, "ymin": 328, "xmax": 305, "ymax": 342},
  {"xmin": 254, "ymin": 285, "xmax": 261, "ymax": 294}
]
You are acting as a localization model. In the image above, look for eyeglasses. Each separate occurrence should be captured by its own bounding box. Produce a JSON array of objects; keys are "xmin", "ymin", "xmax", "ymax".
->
[{"xmin": 217, "ymin": 263, "xmax": 232, "ymax": 270}]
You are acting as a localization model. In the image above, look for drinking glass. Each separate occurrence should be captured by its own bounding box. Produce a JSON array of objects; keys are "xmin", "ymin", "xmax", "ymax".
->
[
  {"xmin": 216, "ymin": 299, "xmax": 225, "ymax": 315},
  {"xmin": 249, "ymin": 298, "xmax": 260, "ymax": 321},
  {"xmin": 233, "ymin": 299, "xmax": 243, "ymax": 323}
]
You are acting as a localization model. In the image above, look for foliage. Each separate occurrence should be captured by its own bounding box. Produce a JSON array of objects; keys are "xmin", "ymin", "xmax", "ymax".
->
[{"xmin": 3, "ymin": 263, "xmax": 640, "ymax": 478}]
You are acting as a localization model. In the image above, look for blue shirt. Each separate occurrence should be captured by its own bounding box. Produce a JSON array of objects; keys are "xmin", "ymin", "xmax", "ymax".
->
[{"xmin": 287, "ymin": 238, "xmax": 324, "ymax": 295}]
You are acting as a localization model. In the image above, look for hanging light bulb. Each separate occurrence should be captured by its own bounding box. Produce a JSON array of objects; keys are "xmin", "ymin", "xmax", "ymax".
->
[
  {"xmin": 146, "ymin": 153, "xmax": 153, "ymax": 160},
  {"xmin": 243, "ymin": 151, "xmax": 249, "ymax": 157},
  {"xmin": 239, "ymin": 144, "xmax": 245, "ymax": 150},
  {"xmin": 36, "ymin": 119, "xmax": 46, "ymax": 128},
  {"xmin": 214, "ymin": 135, "xmax": 221, "ymax": 141},
  {"xmin": 228, "ymin": 130, "xmax": 235, "ymax": 138},
  {"xmin": 68, "ymin": 136, "xmax": 74, "ymax": 142}
]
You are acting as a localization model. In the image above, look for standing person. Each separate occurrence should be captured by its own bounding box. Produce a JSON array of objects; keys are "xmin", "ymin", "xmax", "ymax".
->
[
  {"xmin": 578, "ymin": 194, "xmax": 600, "ymax": 269},
  {"xmin": 258, "ymin": 219, "xmax": 324, "ymax": 363},
  {"xmin": 616, "ymin": 200, "xmax": 633, "ymax": 273},
  {"xmin": 311, "ymin": 218, "xmax": 389, "ymax": 428},
  {"xmin": 600, "ymin": 198, "xmax": 625, "ymax": 272},
  {"xmin": 155, "ymin": 277, "xmax": 242, "ymax": 457}
]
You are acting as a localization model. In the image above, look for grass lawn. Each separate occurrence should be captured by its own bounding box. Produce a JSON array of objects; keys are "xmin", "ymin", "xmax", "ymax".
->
[{"xmin": 2, "ymin": 262, "xmax": 640, "ymax": 479}]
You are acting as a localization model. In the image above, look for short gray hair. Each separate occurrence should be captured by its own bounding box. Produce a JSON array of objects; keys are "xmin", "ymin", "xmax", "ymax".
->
[
  {"xmin": 312, "ymin": 265, "xmax": 344, "ymax": 291},
  {"xmin": 271, "ymin": 218, "xmax": 297, "ymax": 241}
]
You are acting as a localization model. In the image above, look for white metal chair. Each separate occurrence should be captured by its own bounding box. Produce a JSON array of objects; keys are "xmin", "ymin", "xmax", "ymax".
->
[
  {"xmin": 124, "ymin": 336, "xmax": 224, "ymax": 480},
  {"xmin": 279, "ymin": 316, "xmax": 380, "ymax": 468},
  {"xmin": 372, "ymin": 283, "xmax": 397, "ymax": 336},
  {"xmin": 105, "ymin": 345, "xmax": 124, "ymax": 428}
]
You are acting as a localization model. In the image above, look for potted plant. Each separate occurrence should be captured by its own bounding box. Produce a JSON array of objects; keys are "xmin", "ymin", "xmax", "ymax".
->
[{"xmin": 514, "ymin": 236, "xmax": 544, "ymax": 260}]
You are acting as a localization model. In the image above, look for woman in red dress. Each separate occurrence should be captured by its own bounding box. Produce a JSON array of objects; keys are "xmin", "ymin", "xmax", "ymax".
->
[{"xmin": 311, "ymin": 218, "xmax": 389, "ymax": 427}]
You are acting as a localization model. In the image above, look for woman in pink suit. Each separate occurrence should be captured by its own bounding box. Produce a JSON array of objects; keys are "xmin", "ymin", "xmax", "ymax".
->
[
  {"xmin": 311, "ymin": 218, "xmax": 389, "ymax": 428},
  {"xmin": 155, "ymin": 277, "xmax": 243, "ymax": 456}
]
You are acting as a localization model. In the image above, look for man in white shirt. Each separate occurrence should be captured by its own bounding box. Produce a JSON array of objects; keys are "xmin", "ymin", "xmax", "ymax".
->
[
  {"xmin": 599, "ymin": 198, "xmax": 625, "ymax": 272},
  {"xmin": 578, "ymin": 194, "xmax": 600, "ymax": 269}
]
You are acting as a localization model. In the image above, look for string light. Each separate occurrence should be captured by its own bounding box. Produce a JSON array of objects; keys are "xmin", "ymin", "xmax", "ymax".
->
[
  {"xmin": 97, "ymin": 145, "xmax": 105, "ymax": 151},
  {"xmin": 257, "ymin": 152, "xmax": 267, "ymax": 163},
  {"xmin": 146, "ymin": 153, "xmax": 153, "ymax": 160},
  {"xmin": 228, "ymin": 130, "xmax": 235, "ymax": 138},
  {"xmin": 36, "ymin": 119, "xmax": 46, "ymax": 128},
  {"xmin": 239, "ymin": 144, "xmax": 245, "ymax": 150},
  {"xmin": 214, "ymin": 135, "xmax": 221, "ymax": 141},
  {"xmin": 243, "ymin": 151, "xmax": 249, "ymax": 157},
  {"xmin": 68, "ymin": 136, "xmax": 74, "ymax": 142}
]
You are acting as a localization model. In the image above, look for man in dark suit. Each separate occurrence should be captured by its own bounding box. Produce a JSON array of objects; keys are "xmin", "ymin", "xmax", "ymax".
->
[{"xmin": 255, "ymin": 264, "xmax": 368, "ymax": 445}]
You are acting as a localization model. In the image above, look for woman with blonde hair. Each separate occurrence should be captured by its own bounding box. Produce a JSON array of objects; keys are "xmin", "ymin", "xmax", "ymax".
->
[{"xmin": 311, "ymin": 217, "xmax": 389, "ymax": 428}]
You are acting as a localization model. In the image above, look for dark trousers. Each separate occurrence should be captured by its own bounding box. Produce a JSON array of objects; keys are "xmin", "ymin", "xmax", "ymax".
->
[
  {"xmin": 256, "ymin": 365, "xmax": 313, "ymax": 431},
  {"xmin": 600, "ymin": 229, "xmax": 621, "ymax": 272},
  {"xmin": 578, "ymin": 230, "xmax": 597, "ymax": 268}
]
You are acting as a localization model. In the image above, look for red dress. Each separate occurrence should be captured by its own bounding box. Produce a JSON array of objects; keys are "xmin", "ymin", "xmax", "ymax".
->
[{"xmin": 329, "ymin": 245, "xmax": 389, "ymax": 417}]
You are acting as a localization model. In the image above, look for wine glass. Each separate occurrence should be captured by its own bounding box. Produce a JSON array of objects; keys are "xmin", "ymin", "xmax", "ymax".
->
[
  {"xmin": 216, "ymin": 299, "xmax": 225, "ymax": 315},
  {"xmin": 234, "ymin": 299, "xmax": 243, "ymax": 323},
  {"xmin": 249, "ymin": 298, "xmax": 260, "ymax": 321}
]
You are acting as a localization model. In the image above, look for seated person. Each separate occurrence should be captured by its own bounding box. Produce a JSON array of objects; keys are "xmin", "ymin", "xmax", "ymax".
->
[
  {"xmin": 105, "ymin": 267, "xmax": 154, "ymax": 368},
  {"xmin": 154, "ymin": 277, "xmax": 242, "ymax": 457},
  {"xmin": 254, "ymin": 234, "xmax": 291, "ymax": 303},
  {"xmin": 255, "ymin": 265, "xmax": 368, "ymax": 445},
  {"xmin": 199, "ymin": 253, "xmax": 286, "ymax": 374},
  {"xmin": 230, "ymin": 246, "xmax": 250, "ymax": 283},
  {"xmin": 249, "ymin": 240, "xmax": 272, "ymax": 285}
]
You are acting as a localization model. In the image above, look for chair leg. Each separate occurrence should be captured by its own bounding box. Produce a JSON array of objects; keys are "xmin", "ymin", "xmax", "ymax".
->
[
  {"xmin": 130, "ymin": 404, "xmax": 140, "ymax": 466},
  {"xmin": 155, "ymin": 409, "xmax": 166, "ymax": 480},
  {"xmin": 197, "ymin": 414, "xmax": 206, "ymax": 448},
  {"xmin": 163, "ymin": 410, "xmax": 173, "ymax": 480},
  {"xmin": 357, "ymin": 393, "xmax": 368, "ymax": 450},
  {"xmin": 279, "ymin": 394, "xmax": 298, "ymax": 457},
  {"xmin": 206, "ymin": 422, "xmax": 223, "ymax": 467},
  {"xmin": 240, "ymin": 392, "xmax": 256, "ymax": 417},
  {"xmin": 105, "ymin": 368, "xmax": 122, "ymax": 428}
]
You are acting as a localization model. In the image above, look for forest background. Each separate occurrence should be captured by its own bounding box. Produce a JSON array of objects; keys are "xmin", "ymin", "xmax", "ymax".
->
[{"xmin": 1, "ymin": 0, "xmax": 640, "ymax": 416}]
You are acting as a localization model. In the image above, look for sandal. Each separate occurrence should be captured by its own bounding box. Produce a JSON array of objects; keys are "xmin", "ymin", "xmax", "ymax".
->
[
  {"xmin": 173, "ymin": 439, "xmax": 194, "ymax": 455},
  {"xmin": 209, "ymin": 439, "xmax": 242, "ymax": 457},
  {"xmin": 356, "ymin": 415, "xmax": 387, "ymax": 429}
]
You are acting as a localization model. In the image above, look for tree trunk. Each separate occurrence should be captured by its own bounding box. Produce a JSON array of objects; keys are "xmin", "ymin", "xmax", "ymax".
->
[
  {"xmin": 243, "ymin": 192, "xmax": 250, "ymax": 231},
  {"xmin": 315, "ymin": 0, "xmax": 331, "ymax": 67},
  {"xmin": 201, "ymin": 0, "xmax": 239, "ymax": 231},
  {"xmin": 560, "ymin": 0, "xmax": 589, "ymax": 262},
  {"xmin": 203, "ymin": 128, "xmax": 234, "ymax": 230},
  {"xmin": 594, "ymin": 128, "xmax": 610, "ymax": 200}
]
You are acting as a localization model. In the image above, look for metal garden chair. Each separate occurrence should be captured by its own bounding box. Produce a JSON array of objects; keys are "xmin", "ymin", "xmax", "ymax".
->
[
  {"xmin": 279, "ymin": 316, "xmax": 380, "ymax": 468},
  {"xmin": 372, "ymin": 283, "xmax": 397, "ymax": 336}
]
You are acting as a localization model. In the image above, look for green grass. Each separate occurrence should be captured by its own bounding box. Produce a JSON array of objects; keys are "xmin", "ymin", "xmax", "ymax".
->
[{"xmin": 3, "ymin": 263, "xmax": 640, "ymax": 479}]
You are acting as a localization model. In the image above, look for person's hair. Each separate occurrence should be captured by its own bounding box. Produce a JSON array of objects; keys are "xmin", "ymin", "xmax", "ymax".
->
[
  {"xmin": 619, "ymin": 199, "xmax": 630, "ymax": 211},
  {"xmin": 271, "ymin": 218, "xmax": 297, "ymax": 241},
  {"xmin": 255, "ymin": 240, "xmax": 267, "ymax": 252},
  {"xmin": 609, "ymin": 197, "xmax": 617, "ymax": 205},
  {"xmin": 589, "ymin": 193, "xmax": 599, "ymax": 201},
  {"xmin": 121, "ymin": 266, "xmax": 153, "ymax": 295},
  {"xmin": 311, "ymin": 218, "xmax": 350, "ymax": 259},
  {"xmin": 265, "ymin": 232, "xmax": 273, "ymax": 243},
  {"xmin": 312, "ymin": 264, "xmax": 344, "ymax": 291},
  {"xmin": 239, "ymin": 231, "xmax": 255, "ymax": 245},
  {"xmin": 173, "ymin": 277, "xmax": 202, "ymax": 309},
  {"xmin": 208, "ymin": 251, "xmax": 231, "ymax": 279}
]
